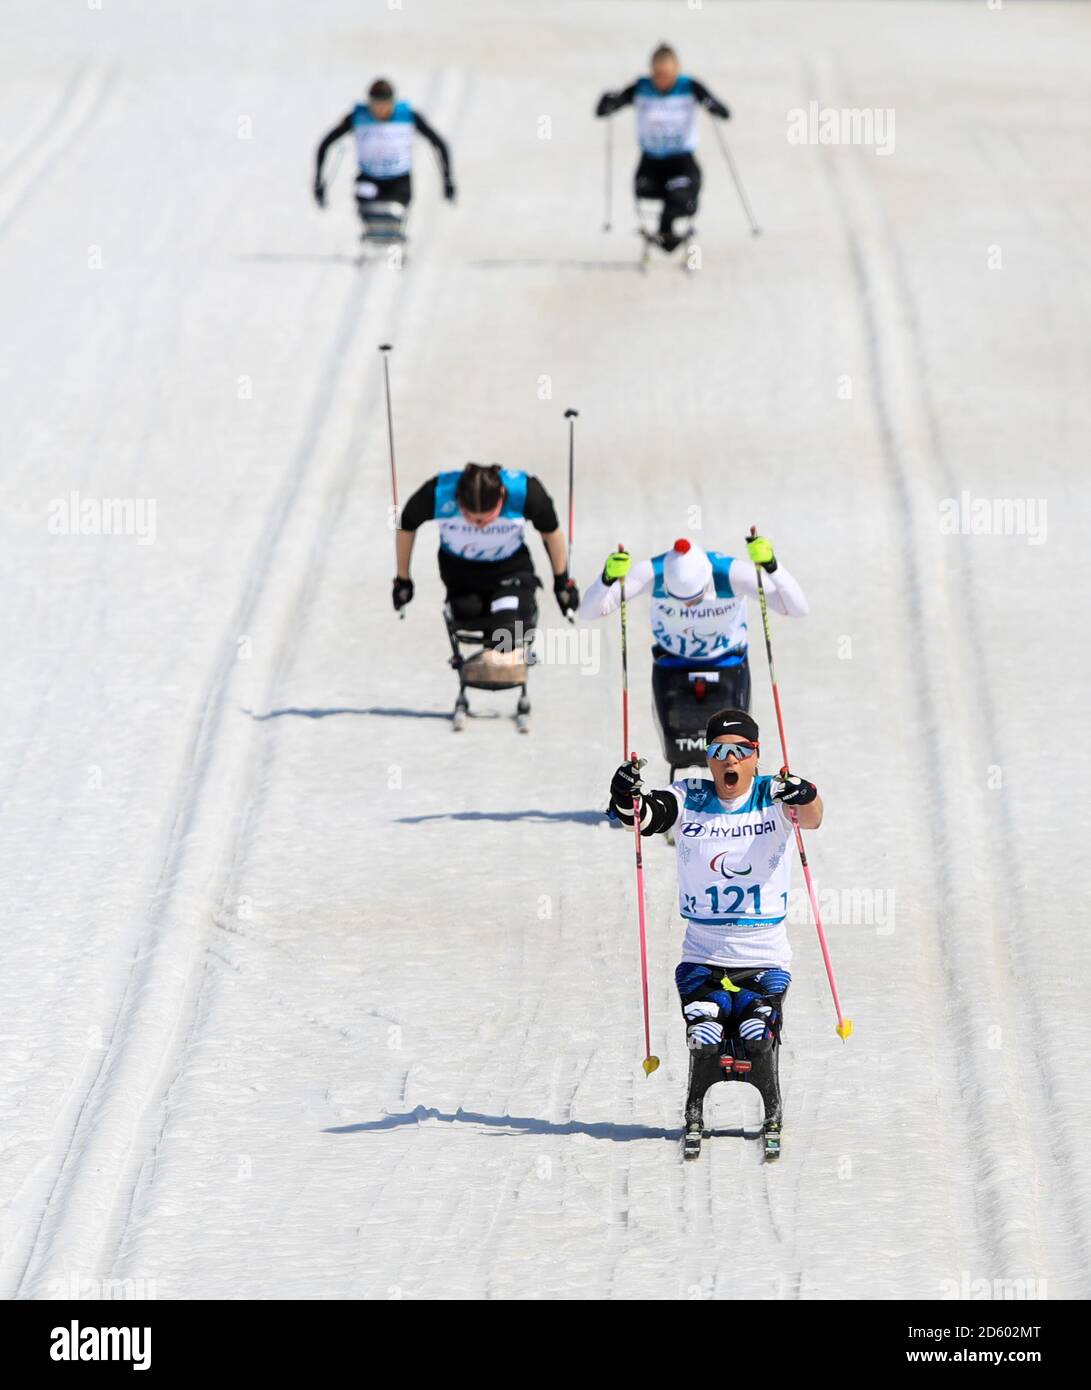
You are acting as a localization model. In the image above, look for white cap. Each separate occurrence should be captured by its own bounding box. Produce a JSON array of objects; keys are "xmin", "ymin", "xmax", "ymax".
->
[{"xmin": 663, "ymin": 538, "xmax": 712, "ymax": 600}]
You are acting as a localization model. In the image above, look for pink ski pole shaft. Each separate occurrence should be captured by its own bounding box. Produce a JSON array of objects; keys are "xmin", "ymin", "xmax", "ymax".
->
[
  {"xmin": 750, "ymin": 526, "xmax": 853, "ymax": 1040},
  {"xmin": 628, "ymin": 753, "xmax": 659, "ymax": 1075}
]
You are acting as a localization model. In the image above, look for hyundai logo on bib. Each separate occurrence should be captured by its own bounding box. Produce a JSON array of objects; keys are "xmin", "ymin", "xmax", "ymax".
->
[{"xmin": 680, "ymin": 818, "xmax": 778, "ymax": 838}]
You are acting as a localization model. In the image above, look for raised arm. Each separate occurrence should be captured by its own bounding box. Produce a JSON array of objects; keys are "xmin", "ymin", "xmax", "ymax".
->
[
  {"xmin": 728, "ymin": 557, "xmax": 809, "ymax": 617},
  {"xmin": 314, "ymin": 113, "xmax": 353, "ymax": 201},
  {"xmin": 413, "ymin": 110, "xmax": 454, "ymax": 197},
  {"xmin": 608, "ymin": 762, "xmax": 680, "ymax": 836},
  {"xmin": 578, "ymin": 556, "xmax": 655, "ymax": 621},
  {"xmin": 728, "ymin": 535, "xmax": 809, "ymax": 617},
  {"xmin": 595, "ymin": 82, "xmax": 638, "ymax": 117},
  {"xmin": 690, "ymin": 78, "xmax": 730, "ymax": 120},
  {"xmin": 391, "ymin": 477, "xmax": 437, "ymax": 610},
  {"xmin": 524, "ymin": 476, "xmax": 578, "ymax": 616}
]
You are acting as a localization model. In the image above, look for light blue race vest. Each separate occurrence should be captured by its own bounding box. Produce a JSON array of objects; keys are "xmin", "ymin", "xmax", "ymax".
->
[
  {"xmin": 635, "ymin": 75, "xmax": 698, "ymax": 158},
  {"xmin": 435, "ymin": 469, "xmax": 530, "ymax": 563},
  {"xmin": 352, "ymin": 101, "xmax": 415, "ymax": 178}
]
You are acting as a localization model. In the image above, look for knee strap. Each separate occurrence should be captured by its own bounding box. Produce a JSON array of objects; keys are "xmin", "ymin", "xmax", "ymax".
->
[
  {"xmin": 753, "ymin": 968, "xmax": 791, "ymax": 997},
  {"xmin": 683, "ymin": 1001, "xmax": 723, "ymax": 1055}
]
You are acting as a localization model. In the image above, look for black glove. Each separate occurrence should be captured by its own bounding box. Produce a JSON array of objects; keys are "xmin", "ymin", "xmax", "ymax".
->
[
  {"xmin": 554, "ymin": 572, "xmax": 580, "ymax": 616},
  {"xmin": 702, "ymin": 96, "xmax": 730, "ymax": 119},
  {"xmin": 596, "ymin": 91, "xmax": 621, "ymax": 118},
  {"xmin": 610, "ymin": 760, "xmax": 644, "ymax": 809},
  {"xmin": 392, "ymin": 577, "xmax": 414, "ymax": 611},
  {"xmin": 773, "ymin": 773, "xmax": 818, "ymax": 806},
  {"xmin": 313, "ymin": 179, "xmax": 326, "ymax": 208},
  {"xmin": 443, "ymin": 179, "xmax": 456, "ymax": 203}
]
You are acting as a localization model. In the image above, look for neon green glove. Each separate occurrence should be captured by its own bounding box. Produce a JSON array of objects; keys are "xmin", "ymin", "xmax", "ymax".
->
[
  {"xmin": 746, "ymin": 534, "xmax": 778, "ymax": 573},
  {"xmin": 602, "ymin": 550, "xmax": 632, "ymax": 584}
]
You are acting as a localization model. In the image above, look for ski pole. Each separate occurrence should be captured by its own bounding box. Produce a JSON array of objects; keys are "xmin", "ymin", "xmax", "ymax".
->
[
  {"xmin": 602, "ymin": 118, "xmax": 614, "ymax": 232},
  {"xmin": 619, "ymin": 550, "xmax": 631, "ymax": 760},
  {"xmin": 749, "ymin": 526, "xmax": 852, "ymax": 1040},
  {"xmin": 709, "ymin": 120, "xmax": 761, "ymax": 237},
  {"xmin": 557, "ymin": 408, "xmax": 579, "ymax": 626},
  {"xmin": 379, "ymin": 344, "xmax": 404, "ymax": 620},
  {"xmin": 628, "ymin": 752, "xmax": 660, "ymax": 1076},
  {"xmin": 564, "ymin": 408, "xmax": 578, "ymax": 563}
]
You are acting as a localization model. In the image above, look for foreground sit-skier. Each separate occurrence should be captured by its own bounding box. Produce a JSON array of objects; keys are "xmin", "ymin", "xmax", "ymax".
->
[
  {"xmin": 313, "ymin": 77, "xmax": 454, "ymax": 240},
  {"xmin": 595, "ymin": 43, "xmax": 729, "ymax": 252},
  {"xmin": 608, "ymin": 708, "xmax": 823, "ymax": 1161},
  {"xmin": 579, "ymin": 535, "xmax": 807, "ymax": 778}
]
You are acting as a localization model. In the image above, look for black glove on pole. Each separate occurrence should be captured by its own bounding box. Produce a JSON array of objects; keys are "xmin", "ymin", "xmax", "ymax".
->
[
  {"xmin": 610, "ymin": 759, "xmax": 643, "ymax": 810},
  {"xmin": 554, "ymin": 572, "xmax": 580, "ymax": 618},
  {"xmin": 773, "ymin": 773, "xmax": 818, "ymax": 806}
]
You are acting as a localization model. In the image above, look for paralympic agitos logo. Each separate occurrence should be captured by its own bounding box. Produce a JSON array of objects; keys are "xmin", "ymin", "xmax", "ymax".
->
[{"xmin": 709, "ymin": 851, "xmax": 752, "ymax": 879}]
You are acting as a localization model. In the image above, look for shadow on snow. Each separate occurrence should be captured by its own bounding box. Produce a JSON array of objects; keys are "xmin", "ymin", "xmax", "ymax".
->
[
  {"xmin": 395, "ymin": 809, "xmax": 606, "ymax": 825},
  {"xmin": 244, "ymin": 705, "xmax": 451, "ymax": 722},
  {"xmin": 325, "ymin": 1105, "xmax": 763, "ymax": 1144}
]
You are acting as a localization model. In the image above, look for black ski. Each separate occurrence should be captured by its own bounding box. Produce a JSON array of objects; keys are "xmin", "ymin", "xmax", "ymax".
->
[{"xmin": 683, "ymin": 1100, "xmax": 704, "ymax": 1161}]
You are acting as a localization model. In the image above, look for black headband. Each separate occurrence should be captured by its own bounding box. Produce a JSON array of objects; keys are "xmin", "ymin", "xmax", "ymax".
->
[{"xmin": 705, "ymin": 708, "xmax": 759, "ymax": 744}]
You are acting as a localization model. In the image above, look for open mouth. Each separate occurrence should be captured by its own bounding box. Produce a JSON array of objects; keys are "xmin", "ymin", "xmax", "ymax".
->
[{"xmin": 722, "ymin": 767, "xmax": 740, "ymax": 790}]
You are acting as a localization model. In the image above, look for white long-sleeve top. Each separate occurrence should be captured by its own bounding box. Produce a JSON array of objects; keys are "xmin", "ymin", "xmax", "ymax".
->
[{"xmin": 578, "ymin": 549, "xmax": 808, "ymax": 664}]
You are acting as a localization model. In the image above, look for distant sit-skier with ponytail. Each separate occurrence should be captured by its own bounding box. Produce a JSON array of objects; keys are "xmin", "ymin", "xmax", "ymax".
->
[{"xmin": 395, "ymin": 463, "xmax": 579, "ymax": 650}]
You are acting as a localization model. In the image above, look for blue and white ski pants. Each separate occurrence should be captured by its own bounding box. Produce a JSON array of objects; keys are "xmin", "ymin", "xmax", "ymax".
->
[{"xmin": 675, "ymin": 963, "xmax": 791, "ymax": 1055}]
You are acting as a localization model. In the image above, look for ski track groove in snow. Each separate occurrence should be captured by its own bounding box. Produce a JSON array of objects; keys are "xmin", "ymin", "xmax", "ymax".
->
[
  {"xmin": 0, "ymin": 64, "xmax": 118, "ymax": 241},
  {"xmin": 819, "ymin": 104, "xmax": 1028, "ymax": 1282},
  {"xmin": 812, "ymin": 49, "xmax": 1086, "ymax": 1290},
  {"xmin": 5, "ymin": 3, "xmax": 1088, "ymax": 1301},
  {"xmin": 103, "ymin": 67, "xmax": 473, "ymax": 1295},
  {"xmin": 0, "ymin": 64, "xmax": 90, "ymax": 186},
  {"xmin": 1, "ymin": 95, "xmax": 436, "ymax": 1290},
  {"xmin": 867, "ymin": 156, "xmax": 1091, "ymax": 1286}
]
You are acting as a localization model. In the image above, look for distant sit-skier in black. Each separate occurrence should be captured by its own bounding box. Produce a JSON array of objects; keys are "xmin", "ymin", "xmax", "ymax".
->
[
  {"xmin": 313, "ymin": 78, "xmax": 454, "ymax": 228},
  {"xmin": 595, "ymin": 44, "xmax": 729, "ymax": 250}
]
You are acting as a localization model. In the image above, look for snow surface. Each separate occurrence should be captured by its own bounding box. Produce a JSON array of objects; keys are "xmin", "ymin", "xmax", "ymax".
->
[{"xmin": 2, "ymin": 0, "xmax": 1089, "ymax": 1300}]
